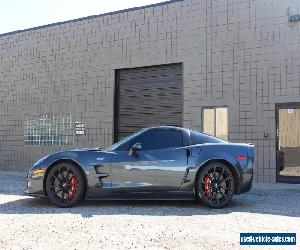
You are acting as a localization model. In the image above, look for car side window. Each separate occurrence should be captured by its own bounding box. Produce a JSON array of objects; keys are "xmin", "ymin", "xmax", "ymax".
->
[{"xmin": 134, "ymin": 130, "xmax": 183, "ymax": 151}]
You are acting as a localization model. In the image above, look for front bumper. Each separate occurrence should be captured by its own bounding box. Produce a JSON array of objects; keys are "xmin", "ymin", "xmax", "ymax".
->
[{"xmin": 26, "ymin": 173, "xmax": 46, "ymax": 197}]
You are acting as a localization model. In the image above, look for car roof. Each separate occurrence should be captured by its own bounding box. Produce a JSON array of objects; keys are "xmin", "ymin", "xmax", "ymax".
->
[
  {"xmin": 144, "ymin": 126, "xmax": 219, "ymax": 136},
  {"xmin": 145, "ymin": 125, "xmax": 183, "ymax": 129},
  {"xmin": 144, "ymin": 126, "xmax": 187, "ymax": 131}
]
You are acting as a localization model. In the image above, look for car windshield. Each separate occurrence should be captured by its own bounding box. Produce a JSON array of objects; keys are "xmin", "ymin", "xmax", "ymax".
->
[{"xmin": 105, "ymin": 129, "xmax": 144, "ymax": 151}]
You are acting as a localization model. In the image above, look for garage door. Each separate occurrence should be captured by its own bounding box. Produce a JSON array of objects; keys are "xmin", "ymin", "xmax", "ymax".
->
[{"xmin": 114, "ymin": 63, "xmax": 183, "ymax": 142}]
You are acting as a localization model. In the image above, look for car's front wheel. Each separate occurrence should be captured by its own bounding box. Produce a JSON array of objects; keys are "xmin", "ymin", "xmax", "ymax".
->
[
  {"xmin": 45, "ymin": 162, "xmax": 85, "ymax": 207},
  {"xmin": 196, "ymin": 162, "xmax": 235, "ymax": 208}
]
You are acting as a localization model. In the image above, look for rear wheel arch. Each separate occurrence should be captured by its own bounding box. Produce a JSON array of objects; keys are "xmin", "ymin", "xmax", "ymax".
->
[
  {"xmin": 195, "ymin": 159, "xmax": 241, "ymax": 195},
  {"xmin": 43, "ymin": 159, "xmax": 88, "ymax": 197}
]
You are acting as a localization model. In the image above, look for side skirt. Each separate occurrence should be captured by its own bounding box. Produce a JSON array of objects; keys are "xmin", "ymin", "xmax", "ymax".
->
[{"xmin": 86, "ymin": 191, "xmax": 195, "ymax": 201}]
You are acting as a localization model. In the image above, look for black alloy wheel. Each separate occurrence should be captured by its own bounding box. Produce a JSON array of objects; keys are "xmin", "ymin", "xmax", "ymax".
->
[
  {"xmin": 46, "ymin": 162, "xmax": 84, "ymax": 207},
  {"xmin": 196, "ymin": 162, "xmax": 235, "ymax": 208}
]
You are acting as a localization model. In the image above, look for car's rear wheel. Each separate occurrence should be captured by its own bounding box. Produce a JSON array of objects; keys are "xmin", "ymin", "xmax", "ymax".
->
[
  {"xmin": 196, "ymin": 162, "xmax": 235, "ymax": 208},
  {"xmin": 46, "ymin": 162, "xmax": 85, "ymax": 207}
]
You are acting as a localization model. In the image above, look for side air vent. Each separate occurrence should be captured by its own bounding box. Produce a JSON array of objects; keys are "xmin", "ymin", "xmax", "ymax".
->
[
  {"xmin": 94, "ymin": 165, "xmax": 110, "ymax": 179},
  {"xmin": 94, "ymin": 165, "xmax": 104, "ymax": 173}
]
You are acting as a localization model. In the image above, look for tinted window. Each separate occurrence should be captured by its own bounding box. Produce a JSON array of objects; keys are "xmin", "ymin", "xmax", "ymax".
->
[
  {"xmin": 190, "ymin": 131, "xmax": 224, "ymax": 145},
  {"xmin": 135, "ymin": 130, "xmax": 183, "ymax": 151}
]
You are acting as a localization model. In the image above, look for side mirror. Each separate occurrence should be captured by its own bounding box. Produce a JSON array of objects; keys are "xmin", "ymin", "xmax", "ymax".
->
[{"xmin": 129, "ymin": 143, "xmax": 142, "ymax": 156}]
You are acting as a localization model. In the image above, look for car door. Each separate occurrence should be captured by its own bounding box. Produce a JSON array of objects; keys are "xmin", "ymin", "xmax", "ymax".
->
[{"xmin": 110, "ymin": 129, "xmax": 189, "ymax": 195}]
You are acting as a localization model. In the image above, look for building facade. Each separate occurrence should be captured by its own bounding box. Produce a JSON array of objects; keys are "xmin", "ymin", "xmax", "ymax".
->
[{"xmin": 1, "ymin": 0, "xmax": 300, "ymax": 183}]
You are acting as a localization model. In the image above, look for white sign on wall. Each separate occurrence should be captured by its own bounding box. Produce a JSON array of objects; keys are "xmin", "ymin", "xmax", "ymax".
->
[{"xmin": 74, "ymin": 122, "xmax": 86, "ymax": 135}]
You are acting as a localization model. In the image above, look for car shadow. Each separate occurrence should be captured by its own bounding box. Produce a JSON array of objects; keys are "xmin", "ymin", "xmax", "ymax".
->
[{"xmin": 0, "ymin": 186, "xmax": 299, "ymax": 218}]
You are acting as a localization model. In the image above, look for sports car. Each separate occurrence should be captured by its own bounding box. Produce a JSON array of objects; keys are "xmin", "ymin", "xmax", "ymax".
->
[{"xmin": 26, "ymin": 126, "xmax": 254, "ymax": 208}]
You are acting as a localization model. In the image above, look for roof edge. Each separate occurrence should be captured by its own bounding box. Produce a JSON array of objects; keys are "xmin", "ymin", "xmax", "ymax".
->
[{"xmin": 0, "ymin": 0, "xmax": 183, "ymax": 38}]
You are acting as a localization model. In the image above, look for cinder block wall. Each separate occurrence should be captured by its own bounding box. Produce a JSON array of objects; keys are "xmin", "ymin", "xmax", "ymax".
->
[
  {"xmin": 182, "ymin": 0, "xmax": 300, "ymax": 183},
  {"xmin": 0, "ymin": 0, "xmax": 300, "ymax": 183}
]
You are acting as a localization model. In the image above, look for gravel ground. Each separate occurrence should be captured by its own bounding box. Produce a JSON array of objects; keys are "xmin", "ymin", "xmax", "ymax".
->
[{"xmin": 0, "ymin": 171, "xmax": 299, "ymax": 250}]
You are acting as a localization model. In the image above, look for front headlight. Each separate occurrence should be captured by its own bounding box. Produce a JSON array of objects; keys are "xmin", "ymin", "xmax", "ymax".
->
[{"xmin": 33, "ymin": 155, "xmax": 49, "ymax": 166}]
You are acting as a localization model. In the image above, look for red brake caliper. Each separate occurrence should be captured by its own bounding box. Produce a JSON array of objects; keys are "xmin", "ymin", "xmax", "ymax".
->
[
  {"xmin": 203, "ymin": 174, "xmax": 211, "ymax": 197},
  {"xmin": 68, "ymin": 176, "xmax": 77, "ymax": 199}
]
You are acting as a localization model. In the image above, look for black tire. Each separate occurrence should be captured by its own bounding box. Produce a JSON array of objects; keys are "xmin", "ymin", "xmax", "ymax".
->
[
  {"xmin": 195, "ymin": 162, "xmax": 235, "ymax": 209},
  {"xmin": 46, "ymin": 162, "xmax": 85, "ymax": 207}
]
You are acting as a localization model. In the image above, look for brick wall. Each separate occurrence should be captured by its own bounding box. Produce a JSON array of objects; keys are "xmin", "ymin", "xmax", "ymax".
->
[{"xmin": 0, "ymin": 0, "xmax": 300, "ymax": 183}]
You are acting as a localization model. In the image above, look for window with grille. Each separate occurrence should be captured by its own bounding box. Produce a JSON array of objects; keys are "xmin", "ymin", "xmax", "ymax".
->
[{"xmin": 24, "ymin": 114, "xmax": 74, "ymax": 146}]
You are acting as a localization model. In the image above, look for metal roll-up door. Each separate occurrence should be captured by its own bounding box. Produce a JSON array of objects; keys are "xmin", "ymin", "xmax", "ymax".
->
[{"xmin": 114, "ymin": 63, "xmax": 183, "ymax": 142}]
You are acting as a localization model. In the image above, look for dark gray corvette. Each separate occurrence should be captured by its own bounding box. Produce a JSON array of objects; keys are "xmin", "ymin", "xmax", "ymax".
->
[{"xmin": 26, "ymin": 126, "xmax": 254, "ymax": 208}]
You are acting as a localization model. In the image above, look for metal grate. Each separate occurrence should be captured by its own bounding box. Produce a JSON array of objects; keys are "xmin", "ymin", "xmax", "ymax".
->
[{"xmin": 24, "ymin": 114, "xmax": 74, "ymax": 146}]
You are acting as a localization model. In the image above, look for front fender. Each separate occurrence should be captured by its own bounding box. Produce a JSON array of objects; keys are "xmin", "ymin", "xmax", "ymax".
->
[{"xmin": 27, "ymin": 151, "xmax": 94, "ymax": 197}]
